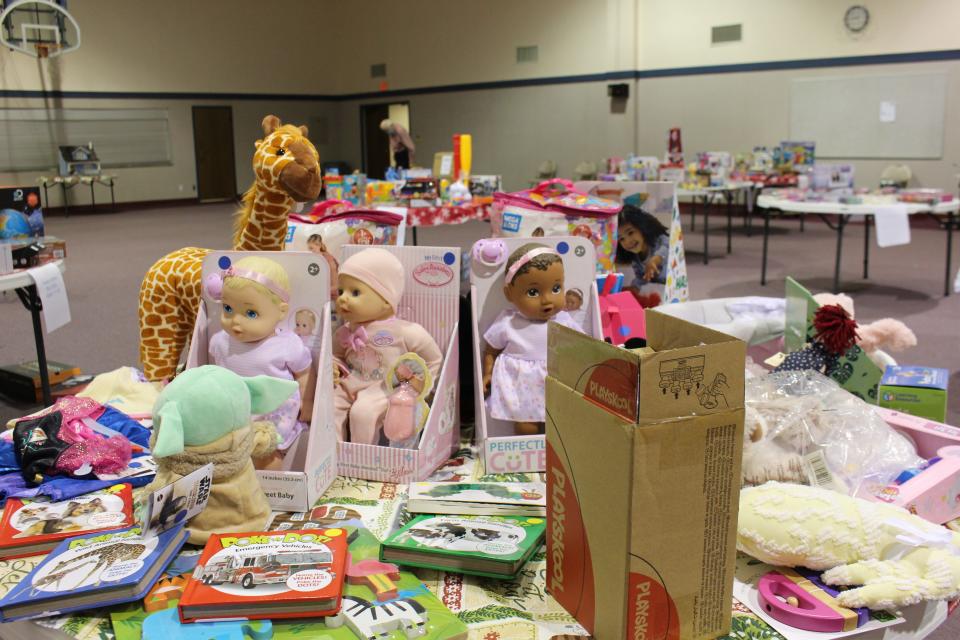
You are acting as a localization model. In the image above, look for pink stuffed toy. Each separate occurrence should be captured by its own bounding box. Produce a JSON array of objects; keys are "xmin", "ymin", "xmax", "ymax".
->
[{"xmin": 812, "ymin": 293, "xmax": 916, "ymax": 368}]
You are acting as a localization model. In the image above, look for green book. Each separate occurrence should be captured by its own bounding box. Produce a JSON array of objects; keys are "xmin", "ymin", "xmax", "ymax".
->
[{"xmin": 380, "ymin": 514, "xmax": 545, "ymax": 579}]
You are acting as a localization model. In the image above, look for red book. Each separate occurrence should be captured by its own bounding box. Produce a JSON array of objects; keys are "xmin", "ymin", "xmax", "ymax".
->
[
  {"xmin": 0, "ymin": 483, "xmax": 134, "ymax": 560},
  {"xmin": 179, "ymin": 528, "xmax": 349, "ymax": 622}
]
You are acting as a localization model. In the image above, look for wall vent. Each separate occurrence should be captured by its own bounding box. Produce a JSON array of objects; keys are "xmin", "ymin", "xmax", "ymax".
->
[
  {"xmin": 711, "ymin": 24, "xmax": 742, "ymax": 44},
  {"xmin": 370, "ymin": 63, "xmax": 387, "ymax": 78},
  {"xmin": 516, "ymin": 45, "xmax": 538, "ymax": 63}
]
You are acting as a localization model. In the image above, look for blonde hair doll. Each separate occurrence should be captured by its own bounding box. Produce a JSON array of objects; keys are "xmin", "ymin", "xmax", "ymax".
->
[{"xmin": 205, "ymin": 256, "xmax": 313, "ymax": 468}]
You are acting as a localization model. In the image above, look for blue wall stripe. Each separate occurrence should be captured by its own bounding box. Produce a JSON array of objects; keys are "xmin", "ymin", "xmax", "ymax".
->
[{"xmin": 1, "ymin": 49, "xmax": 958, "ymax": 102}]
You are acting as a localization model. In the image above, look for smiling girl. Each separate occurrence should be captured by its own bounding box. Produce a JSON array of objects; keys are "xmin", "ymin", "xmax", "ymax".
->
[{"xmin": 616, "ymin": 204, "xmax": 670, "ymax": 286}]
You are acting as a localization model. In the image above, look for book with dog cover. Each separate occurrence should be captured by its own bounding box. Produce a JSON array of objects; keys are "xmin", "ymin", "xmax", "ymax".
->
[
  {"xmin": 0, "ymin": 483, "xmax": 134, "ymax": 560},
  {"xmin": 380, "ymin": 514, "xmax": 545, "ymax": 579},
  {"xmin": 0, "ymin": 524, "xmax": 188, "ymax": 622},
  {"xmin": 178, "ymin": 528, "xmax": 349, "ymax": 622}
]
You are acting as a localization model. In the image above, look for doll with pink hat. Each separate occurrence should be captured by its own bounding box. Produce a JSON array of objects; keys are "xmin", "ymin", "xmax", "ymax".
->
[
  {"xmin": 333, "ymin": 248, "xmax": 443, "ymax": 445},
  {"xmin": 482, "ymin": 243, "xmax": 582, "ymax": 436}
]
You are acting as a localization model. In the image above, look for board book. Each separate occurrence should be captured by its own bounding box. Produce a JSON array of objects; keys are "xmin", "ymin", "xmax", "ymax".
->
[
  {"xmin": 0, "ymin": 484, "xmax": 133, "ymax": 560},
  {"xmin": 0, "ymin": 524, "xmax": 188, "ymax": 622},
  {"xmin": 178, "ymin": 528, "xmax": 349, "ymax": 622},
  {"xmin": 407, "ymin": 481, "xmax": 546, "ymax": 516},
  {"xmin": 380, "ymin": 514, "xmax": 545, "ymax": 579}
]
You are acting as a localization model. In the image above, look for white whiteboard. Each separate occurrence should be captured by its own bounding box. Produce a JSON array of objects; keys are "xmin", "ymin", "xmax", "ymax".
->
[
  {"xmin": 0, "ymin": 108, "xmax": 172, "ymax": 171},
  {"xmin": 789, "ymin": 73, "xmax": 946, "ymax": 159}
]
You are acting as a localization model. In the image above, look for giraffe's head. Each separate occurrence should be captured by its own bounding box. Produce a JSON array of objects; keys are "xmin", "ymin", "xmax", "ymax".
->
[{"xmin": 253, "ymin": 115, "xmax": 321, "ymax": 202}]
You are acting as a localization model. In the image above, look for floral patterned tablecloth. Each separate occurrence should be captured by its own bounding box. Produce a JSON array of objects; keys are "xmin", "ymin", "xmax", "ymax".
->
[{"xmin": 0, "ymin": 438, "xmax": 788, "ymax": 640}]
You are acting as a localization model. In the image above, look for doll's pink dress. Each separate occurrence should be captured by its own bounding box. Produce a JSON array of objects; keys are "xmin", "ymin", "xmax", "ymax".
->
[
  {"xmin": 208, "ymin": 329, "xmax": 312, "ymax": 450},
  {"xmin": 484, "ymin": 309, "xmax": 581, "ymax": 422}
]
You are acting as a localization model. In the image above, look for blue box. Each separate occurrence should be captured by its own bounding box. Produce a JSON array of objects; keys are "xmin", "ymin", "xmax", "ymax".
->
[{"xmin": 879, "ymin": 366, "xmax": 949, "ymax": 423}]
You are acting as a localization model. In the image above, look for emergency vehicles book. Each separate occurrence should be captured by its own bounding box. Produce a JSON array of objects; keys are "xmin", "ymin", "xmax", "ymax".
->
[
  {"xmin": 0, "ymin": 524, "xmax": 188, "ymax": 622},
  {"xmin": 178, "ymin": 528, "xmax": 349, "ymax": 622}
]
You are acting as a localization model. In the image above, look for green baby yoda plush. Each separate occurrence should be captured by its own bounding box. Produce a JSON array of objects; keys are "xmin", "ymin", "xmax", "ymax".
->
[
  {"xmin": 738, "ymin": 482, "xmax": 960, "ymax": 610},
  {"xmin": 148, "ymin": 365, "xmax": 297, "ymax": 544}
]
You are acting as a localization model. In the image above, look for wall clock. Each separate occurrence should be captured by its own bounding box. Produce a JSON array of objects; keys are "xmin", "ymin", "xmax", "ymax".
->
[{"xmin": 844, "ymin": 5, "xmax": 870, "ymax": 33}]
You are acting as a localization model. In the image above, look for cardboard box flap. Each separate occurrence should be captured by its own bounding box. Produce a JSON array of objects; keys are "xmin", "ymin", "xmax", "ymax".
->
[
  {"xmin": 548, "ymin": 323, "xmax": 640, "ymax": 423},
  {"xmin": 645, "ymin": 308, "xmax": 740, "ymax": 350}
]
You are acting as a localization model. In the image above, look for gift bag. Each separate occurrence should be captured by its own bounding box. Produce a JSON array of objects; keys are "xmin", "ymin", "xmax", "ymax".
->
[{"xmin": 490, "ymin": 179, "xmax": 620, "ymax": 273}]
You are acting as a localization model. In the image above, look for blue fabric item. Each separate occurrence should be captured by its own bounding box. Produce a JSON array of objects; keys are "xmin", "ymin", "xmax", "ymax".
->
[{"xmin": 0, "ymin": 405, "xmax": 154, "ymax": 503}]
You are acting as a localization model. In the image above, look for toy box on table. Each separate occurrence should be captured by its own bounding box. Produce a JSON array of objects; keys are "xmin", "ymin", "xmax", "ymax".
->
[
  {"xmin": 336, "ymin": 244, "xmax": 462, "ymax": 483},
  {"xmin": 186, "ymin": 251, "xmax": 337, "ymax": 512},
  {"xmin": 0, "ymin": 186, "xmax": 43, "ymax": 239},
  {"xmin": 286, "ymin": 200, "xmax": 406, "ymax": 254},
  {"xmin": 545, "ymin": 310, "xmax": 745, "ymax": 639},
  {"xmin": 879, "ymin": 366, "xmax": 949, "ymax": 423},
  {"xmin": 490, "ymin": 179, "xmax": 621, "ymax": 273},
  {"xmin": 470, "ymin": 236, "xmax": 602, "ymax": 474}
]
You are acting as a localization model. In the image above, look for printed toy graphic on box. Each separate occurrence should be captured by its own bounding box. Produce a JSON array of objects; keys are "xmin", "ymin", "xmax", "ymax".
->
[
  {"xmin": 879, "ymin": 365, "xmax": 949, "ymax": 423},
  {"xmin": 658, "ymin": 355, "xmax": 704, "ymax": 399},
  {"xmin": 200, "ymin": 546, "xmax": 334, "ymax": 589}
]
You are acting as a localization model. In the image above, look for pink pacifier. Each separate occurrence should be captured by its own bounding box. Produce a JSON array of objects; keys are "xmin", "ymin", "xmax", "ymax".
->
[{"xmin": 472, "ymin": 239, "xmax": 508, "ymax": 267}]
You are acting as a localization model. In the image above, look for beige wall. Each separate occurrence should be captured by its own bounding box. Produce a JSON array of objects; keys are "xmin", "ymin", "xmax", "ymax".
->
[
  {"xmin": 1, "ymin": 0, "xmax": 958, "ymax": 204},
  {"xmin": 638, "ymin": 0, "xmax": 960, "ymax": 69}
]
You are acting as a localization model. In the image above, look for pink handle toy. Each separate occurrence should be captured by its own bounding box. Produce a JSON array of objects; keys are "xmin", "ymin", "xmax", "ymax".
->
[{"xmin": 758, "ymin": 570, "xmax": 864, "ymax": 632}]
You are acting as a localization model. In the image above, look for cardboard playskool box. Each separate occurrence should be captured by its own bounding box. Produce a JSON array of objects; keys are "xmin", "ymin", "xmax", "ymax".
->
[
  {"xmin": 336, "ymin": 244, "xmax": 461, "ymax": 483},
  {"xmin": 545, "ymin": 310, "xmax": 745, "ymax": 639},
  {"xmin": 470, "ymin": 236, "xmax": 603, "ymax": 474},
  {"xmin": 186, "ymin": 251, "xmax": 338, "ymax": 512},
  {"xmin": 879, "ymin": 366, "xmax": 949, "ymax": 423}
]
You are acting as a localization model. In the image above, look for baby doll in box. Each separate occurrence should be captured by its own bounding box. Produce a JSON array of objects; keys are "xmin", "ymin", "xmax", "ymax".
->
[
  {"xmin": 204, "ymin": 256, "xmax": 313, "ymax": 469},
  {"xmin": 482, "ymin": 243, "xmax": 582, "ymax": 436},
  {"xmin": 333, "ymin": 247, "xmax": 442, "ymax": 446}
]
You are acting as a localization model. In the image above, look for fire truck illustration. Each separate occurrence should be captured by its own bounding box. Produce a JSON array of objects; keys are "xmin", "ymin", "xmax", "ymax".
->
[
  {"xmin": 658, "ymin": 356, "xmax": 705, "ymax": 399},
  {"xmin": 200, "ymin": 548, "xmax": 334, "ymax": 589}
]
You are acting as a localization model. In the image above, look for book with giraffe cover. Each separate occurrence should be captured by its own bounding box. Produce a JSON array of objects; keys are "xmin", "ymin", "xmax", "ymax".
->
[
  {"xmin": 407, "ymin": 481, "xmax": 546, "ymax": 516},
  {"xmin": 0, "ymin": 524, "xmax": 187, "ymax": 622}
]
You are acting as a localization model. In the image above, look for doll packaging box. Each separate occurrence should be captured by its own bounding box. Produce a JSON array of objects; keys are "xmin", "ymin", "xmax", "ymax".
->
[
  {"xmin": 334, "ymin": 244, "xmax": 461, "ymax": 483},
  {"xmin": 470, "ymin": 236, "xmax": 602, "ymax": 474},
  {"xmin": 186, "ymin": 251, "xmax": 338, "ymax": 512},
  {"xmin": 545, "ymin": 311, "xmax": 745, "ymax": 640}
]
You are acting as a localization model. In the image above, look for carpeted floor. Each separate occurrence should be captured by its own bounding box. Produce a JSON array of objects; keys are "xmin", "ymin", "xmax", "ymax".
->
[{"xmin": 1, "ymin": 202, "xmax": 958, "ymax": 637}]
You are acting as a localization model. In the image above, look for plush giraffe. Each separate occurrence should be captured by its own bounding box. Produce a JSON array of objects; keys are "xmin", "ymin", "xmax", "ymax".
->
[{"xmin": 138, "ymin": 115, "xmax": 320, "ymax": 381}]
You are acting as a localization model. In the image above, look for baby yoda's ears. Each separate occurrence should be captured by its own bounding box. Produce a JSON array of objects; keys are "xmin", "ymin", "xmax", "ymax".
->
[
  {"xmin": 153, "ymin": 401, "xmax": 184, "ymax": 458},
  {"xmin": 245, "ymin": 375, "xmax": 299, "ymax": 415}
]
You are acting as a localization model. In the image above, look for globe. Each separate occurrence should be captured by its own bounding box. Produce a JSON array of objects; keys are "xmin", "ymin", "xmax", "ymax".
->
[{"xmin": 0, "ymin": 209, "xmax": 32, "ymax": 239}]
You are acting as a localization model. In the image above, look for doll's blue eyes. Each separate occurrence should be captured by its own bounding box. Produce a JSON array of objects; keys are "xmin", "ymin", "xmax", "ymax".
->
[
  {"xmin": 245, "ymin": 310, "xmax": 259, "ymax": 319},
  {"xmin": 223, "ymin": 304, "xmax": 233, "ymax": 313}
]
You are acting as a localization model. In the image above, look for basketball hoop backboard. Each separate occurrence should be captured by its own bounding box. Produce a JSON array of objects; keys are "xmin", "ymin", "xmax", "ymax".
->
[{"xmin": 0, "ymin": 0, "xmax": 80, "ymax": 58}]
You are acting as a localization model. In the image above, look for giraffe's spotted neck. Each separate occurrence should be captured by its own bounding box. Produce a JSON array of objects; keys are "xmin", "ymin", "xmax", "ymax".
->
[{"xmin": 235, "ymin": 184, "xmax": 295, "ymax": 251}]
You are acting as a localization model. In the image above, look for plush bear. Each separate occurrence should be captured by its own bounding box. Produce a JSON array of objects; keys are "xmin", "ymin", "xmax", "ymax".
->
[
  {"xmin": 813, "ymin": 292, "xmax": 916, "ymax": 369},
  {"xmin": 147, "ymin": 365, "xmax": 297, "ymax": 544}
]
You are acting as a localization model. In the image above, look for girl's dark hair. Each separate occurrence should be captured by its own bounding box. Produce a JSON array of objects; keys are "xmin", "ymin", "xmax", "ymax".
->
[
  {"xmin": 505, "ymin": 242, "xmax": 561, "ymax": 283},
  {"xmin": 615, "ymin": 204, "xmax": 669, "ymax": 264}
]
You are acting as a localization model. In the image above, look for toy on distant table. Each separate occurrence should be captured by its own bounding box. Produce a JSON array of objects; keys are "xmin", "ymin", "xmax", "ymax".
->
[
  {"xmin": 143, "ymin": 607, "xmax": 273, "ymax": 640},
  {"xmin": 205, "ymin": 256, "xmax": 313, "ymax": 470},
  {"xmin": 738, "ymin": 481, "xmax": 960, "ymax": 609},
  {"xmin": 615, "ymin": 204, "xmax": 669, "ymax": 287},
  {"xmin": 138, "ymin": 115, "xmax": 320, "ymax": 382},
  {"xmin": 812, "ymin": 293, "xmax": 916, "ymax": 369},
  {"xmin": 447, "ymin": 174, "xmax": 472, "ymax": 205},
  {"xmin": 147, "ymin": 365, "xmax": 297, "ymax": 544},
  {"xmin": 382, "ymin": 353, "xmax": 433, "ymax": 448},
  {"xmin": 333, "ymin": 248, "xmax": 443, "ymax": 445},
  {"xmin": 482, "ymin": 244, "xmax": 582, "ymax": 436},
  {"xmin": 666, "ymin": 127, "xmax": 683, "ymax": 165}
]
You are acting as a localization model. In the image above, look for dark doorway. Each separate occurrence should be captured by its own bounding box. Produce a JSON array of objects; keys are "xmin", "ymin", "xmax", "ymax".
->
[
  {"xmin": 192, "ymin": 106, "xmax": 237, "ymax": 202},
  {"xmin": 360, "ymin": 103, "xmax": 391, "ymax": 180}
]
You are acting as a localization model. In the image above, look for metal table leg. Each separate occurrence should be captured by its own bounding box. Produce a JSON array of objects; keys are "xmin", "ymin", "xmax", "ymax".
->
[
  {"xmin": 761, "ymin": 208, "xmax": 772, "ymax": 285},
  {"xmin": 14, "ymin": 285, "xmax": 52, "ymax": 407},
  {"xmin": 690, "ymin": 196, "xmax": 696, "ymax": 232},
  {"xmin": 60, "ymin": 182, "xmax": 69, "ymax": 218},
  {"xmin": 110, "ymin": 180, "xmax": 116, "ymax": 211},
  {"xmin": 863, "ymin": 214, "xmax": 871, "ymax": 279},
  {"xmin": 703, "ymin": 195, "xmax": 710, "ymax": 265},
  {"xmin": 946, "ymin": 212, "xmax": 955, "ymax": 297},
  {"xmin": 726, "ymin": 191, "xmax": 733, "ymax": 254},
  {"xmin": 833, "ymin": 215, "xmax": 847, "ymax": 293},
  {"xmin": 411, "ymin": 226, "xmax": 418, "ymax": 246},
  {"xmin": 90, "ymin": 182, "xmax": 96, "ymax": 211}
]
